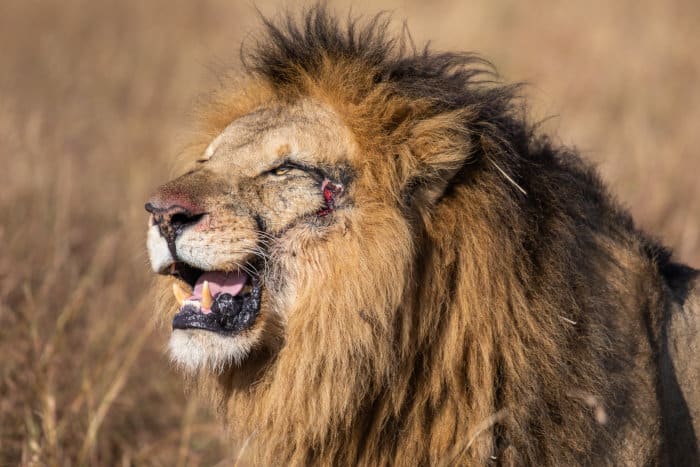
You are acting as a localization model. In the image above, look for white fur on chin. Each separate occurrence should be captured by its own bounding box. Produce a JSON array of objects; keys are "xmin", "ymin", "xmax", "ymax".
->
[{"xmin": 168, "ymin": 328, "xmax": 255, "ymax": 374}]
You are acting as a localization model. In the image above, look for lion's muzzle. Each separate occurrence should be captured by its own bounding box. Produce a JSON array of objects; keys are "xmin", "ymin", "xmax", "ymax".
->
[{"xmin": 145, "ymin": 182, "xmax": 263, "ymax": 336}]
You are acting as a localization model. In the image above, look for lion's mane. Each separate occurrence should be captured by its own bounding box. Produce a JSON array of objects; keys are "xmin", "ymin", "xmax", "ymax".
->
[{"xmin": 163, "ymin": 7, "xmax": 698, "ymax": 465}]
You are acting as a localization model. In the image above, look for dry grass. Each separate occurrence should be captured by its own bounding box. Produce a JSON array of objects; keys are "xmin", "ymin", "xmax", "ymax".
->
[{"xmin": 0, "ymin": 0, "xmax": 697, "ymax": 465}]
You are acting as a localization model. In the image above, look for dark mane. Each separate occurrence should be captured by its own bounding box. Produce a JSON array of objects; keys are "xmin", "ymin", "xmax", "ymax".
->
[
  {"xmin": 246, "ymin": 7, "xmax": 399, "ymax": 86},
  {"xmin": 246, "ymin": 5, "xmax": 520, "ymax": 113}
]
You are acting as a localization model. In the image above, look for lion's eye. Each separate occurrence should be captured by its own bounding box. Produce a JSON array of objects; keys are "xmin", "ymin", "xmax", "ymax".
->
[
  {"xmin": 273, "ymin": 166, "xmax": 291, "ymax": 176},
  {"xmin": 266, "ymin": 161, "xmax": 317, "ymax": 179}
]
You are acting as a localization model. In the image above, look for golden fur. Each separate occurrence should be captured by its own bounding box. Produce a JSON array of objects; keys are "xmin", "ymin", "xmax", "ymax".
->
[{"xmin": 148, "ymin": 8, "xmax": 699, "ymax": 465}]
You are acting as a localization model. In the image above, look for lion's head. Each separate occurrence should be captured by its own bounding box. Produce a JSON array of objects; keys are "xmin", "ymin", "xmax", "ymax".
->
[
  {"xmin": 145, "ymin": 8, "xmax": 678, "ymax": 465},
  {"xmin": 145, "ymin": 14, "xmax": 479, "ymax": 379},
  {"xmin": 146, "ymin": 99, "xmax": 372, "ymax": 371}
]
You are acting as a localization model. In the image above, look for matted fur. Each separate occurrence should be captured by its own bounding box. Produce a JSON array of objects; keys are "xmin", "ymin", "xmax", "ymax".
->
[{"xmin": 151, "ymin": 7, "xmax": 699, "ymax": 465}]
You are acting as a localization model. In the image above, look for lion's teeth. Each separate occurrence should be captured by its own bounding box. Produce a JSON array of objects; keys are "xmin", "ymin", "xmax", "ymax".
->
[
  {"xmin": 172, "ymin": 282, "xmax": 190, "ymax": 306},
  {"xmin": 201, "ymin": 280, "xmax": 213, "ymax": 310}
]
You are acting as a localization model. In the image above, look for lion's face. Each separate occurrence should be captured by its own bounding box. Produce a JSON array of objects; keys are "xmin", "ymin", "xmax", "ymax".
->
[{"xmin": 146, "ymin": 99, "xmax": 405, "ymax": 373}]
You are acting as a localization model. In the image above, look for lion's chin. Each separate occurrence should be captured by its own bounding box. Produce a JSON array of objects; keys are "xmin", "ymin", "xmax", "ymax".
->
[{"xmin": 168, "ymin": 328, "xmax": 257, "ymax": 374}]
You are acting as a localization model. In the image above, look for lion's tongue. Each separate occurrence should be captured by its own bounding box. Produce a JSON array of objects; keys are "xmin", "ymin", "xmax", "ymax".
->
[{"xmin": 189, "ymin": 271, "xmax": 247, "ymax": 304}]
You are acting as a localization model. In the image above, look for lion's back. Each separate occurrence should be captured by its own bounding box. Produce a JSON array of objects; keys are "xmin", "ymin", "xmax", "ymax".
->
[{"xmin": 660, "ymin": 263, "xmax": 700, "ymax": 463}]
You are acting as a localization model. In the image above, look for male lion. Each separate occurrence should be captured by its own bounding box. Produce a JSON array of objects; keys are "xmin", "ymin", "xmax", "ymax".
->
[{"xmin": 145, "ymin": 8, "xmax": 699, "ymax": 465}]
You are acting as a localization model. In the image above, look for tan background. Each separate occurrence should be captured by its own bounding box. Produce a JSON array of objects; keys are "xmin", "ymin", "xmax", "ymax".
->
[{"xmin": 1, "ymin": 1, "xmax": 698, "ymax": 465}]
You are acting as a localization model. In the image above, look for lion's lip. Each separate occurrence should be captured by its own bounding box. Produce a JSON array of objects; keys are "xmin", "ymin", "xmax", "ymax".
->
[
  {"xmin": 172, "ymin": 276, "xmax": 262, "ymax": 335},
  {"xmin": 169, "ymin": 263, "xmax": 262, "ymax": 335}
]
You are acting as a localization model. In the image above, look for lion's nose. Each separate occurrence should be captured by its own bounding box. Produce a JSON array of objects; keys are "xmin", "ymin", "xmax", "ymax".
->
[{"xmin": 145, "ymin": 200, "xmax": 205, "ymax": 244}]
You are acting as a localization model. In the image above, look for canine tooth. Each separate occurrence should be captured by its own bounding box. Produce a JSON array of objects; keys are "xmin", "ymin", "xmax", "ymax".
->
[
  {"xmin": 172, "ymin": 283, "xmax": 189, "ymax": 305},
  {"xmin": 201, "ymin": 280, "xmax": 213, "ymax": 309}
]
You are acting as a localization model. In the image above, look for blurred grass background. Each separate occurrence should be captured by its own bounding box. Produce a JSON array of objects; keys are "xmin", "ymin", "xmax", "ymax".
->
[{"xmin": 0, "ymin": 0, "xmax": 697, "ymax": 465}]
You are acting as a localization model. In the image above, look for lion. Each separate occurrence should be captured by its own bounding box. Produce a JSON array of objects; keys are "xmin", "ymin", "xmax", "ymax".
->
[{"xmin": 144, "ymin": 8, "xmax": 699, "ymax": 465}]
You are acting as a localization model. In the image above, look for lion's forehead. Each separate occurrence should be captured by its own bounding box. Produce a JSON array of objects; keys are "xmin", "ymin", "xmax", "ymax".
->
[{"xmin": 203, "ymin": 100, "xmax": 354, "ymax": 176}]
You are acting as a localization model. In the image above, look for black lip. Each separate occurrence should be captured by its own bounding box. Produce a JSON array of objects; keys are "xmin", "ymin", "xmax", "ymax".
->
[{"xmin": 172, "ymin": 277, "xmax": 262, "ymax": 335}]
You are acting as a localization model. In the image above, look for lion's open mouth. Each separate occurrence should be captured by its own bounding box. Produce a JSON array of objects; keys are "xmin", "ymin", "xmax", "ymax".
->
[{"xmin": 170, "ymin": 263, "xmax": 262, "ymax": 335}]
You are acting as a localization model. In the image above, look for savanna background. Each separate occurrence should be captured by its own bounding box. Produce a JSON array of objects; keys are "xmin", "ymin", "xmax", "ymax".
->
[{"xmin": 0, "ymin": 0, "xmax": 698, "ymax": 465}]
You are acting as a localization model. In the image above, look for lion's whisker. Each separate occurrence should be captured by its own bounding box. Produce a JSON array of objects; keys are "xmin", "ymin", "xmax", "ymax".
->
[
  {"xmin": 253, "ymin": 229, "xmax": 278, "ymax": 242},
  {"xmin": 232, "ymin": 261, "xmax": 258, "ymax": 278}
]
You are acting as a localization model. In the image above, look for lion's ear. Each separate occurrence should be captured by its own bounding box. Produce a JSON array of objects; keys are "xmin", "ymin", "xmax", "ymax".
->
[{"xmin": 402, "ymin": 110, "xmax": 473, "ymax": 207}]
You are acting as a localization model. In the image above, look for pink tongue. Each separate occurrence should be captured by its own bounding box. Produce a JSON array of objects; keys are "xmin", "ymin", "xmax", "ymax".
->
[{"xmin": 188, "ymin": 271, "xmax": 247, "ymax": 303}]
